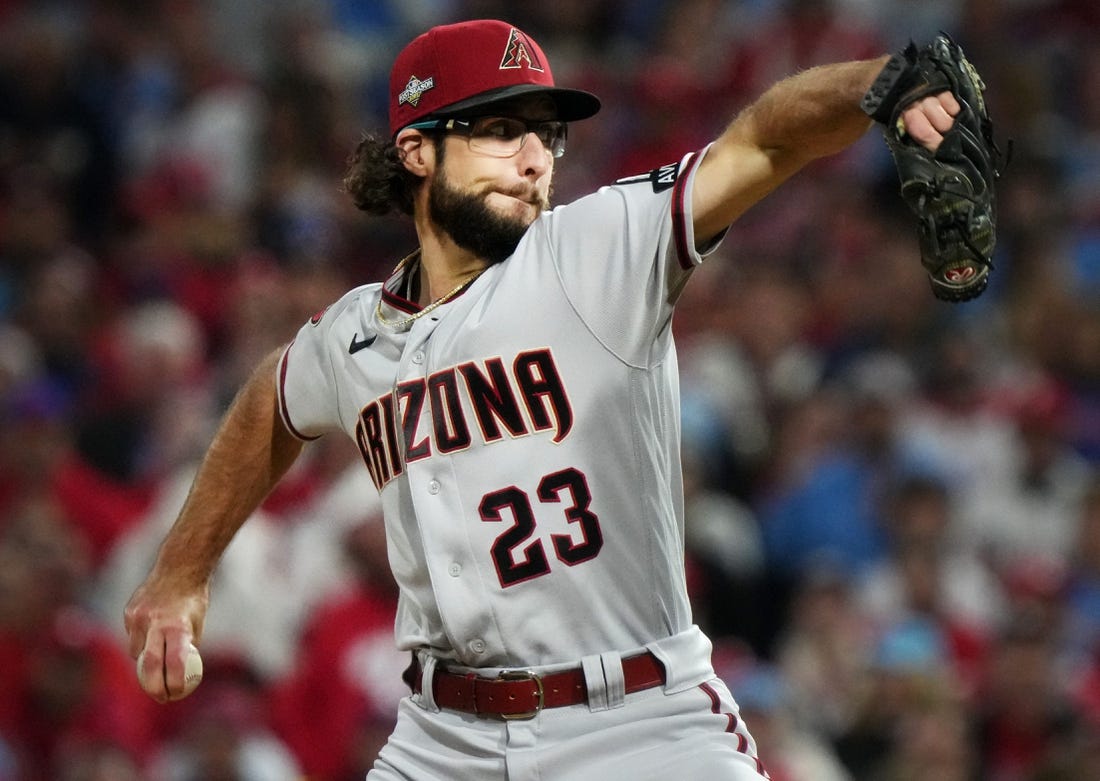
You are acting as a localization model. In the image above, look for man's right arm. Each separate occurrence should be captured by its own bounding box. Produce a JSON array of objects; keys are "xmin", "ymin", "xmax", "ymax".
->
[{"xmin": 124, "ymin": 346, "xmax": 305, "ymax": 702}]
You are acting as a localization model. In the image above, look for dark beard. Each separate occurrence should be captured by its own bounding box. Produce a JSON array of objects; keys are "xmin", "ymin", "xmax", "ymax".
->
[{"xmin": 428, "ymin": 169, "xmax": 540, "ymax": 266}]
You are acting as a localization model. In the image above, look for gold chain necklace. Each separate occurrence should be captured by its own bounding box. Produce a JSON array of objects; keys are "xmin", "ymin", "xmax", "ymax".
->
[{"xmin": 375, "ymin": 250, "xmax": 485, "ymax": 329}]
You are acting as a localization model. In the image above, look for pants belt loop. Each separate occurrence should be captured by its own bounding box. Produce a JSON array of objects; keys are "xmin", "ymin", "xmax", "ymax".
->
[
  {"xmin": 600, "ymin": 651, "xmax": 626, "ymax": 710},
  {"xmin": 417, "ymin": 652, "xmax": 441, "ymax": 713},
  {"xmin": 581, "ymin": 654, "xmax": 609, "ymax": 712}
]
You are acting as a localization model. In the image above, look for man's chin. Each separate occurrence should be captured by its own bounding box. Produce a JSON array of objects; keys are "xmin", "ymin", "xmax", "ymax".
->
[
  {"xmin": 445, "ymin": 217, "xmax": 528, "ymax": 265},
  {"xmin": 429, "ymin": 174, "xmax": 542, "ymax": 263}
]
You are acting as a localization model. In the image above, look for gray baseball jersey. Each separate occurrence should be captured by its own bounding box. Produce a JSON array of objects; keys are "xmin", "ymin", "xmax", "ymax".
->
[{"xmin": 277, "ymin": 149, "xmax": 719, "ymax": 669}]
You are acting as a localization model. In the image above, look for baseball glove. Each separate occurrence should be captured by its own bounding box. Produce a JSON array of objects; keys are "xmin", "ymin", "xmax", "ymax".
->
[{"xmin": 862, "ymin": 34, "xmax": 1007, "ymax": 302}]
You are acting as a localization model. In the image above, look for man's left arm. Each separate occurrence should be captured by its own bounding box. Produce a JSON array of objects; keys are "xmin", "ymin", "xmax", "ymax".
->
[{"xmin": 692, "ymin": 56, "xmax": 958, "ymax": 246}]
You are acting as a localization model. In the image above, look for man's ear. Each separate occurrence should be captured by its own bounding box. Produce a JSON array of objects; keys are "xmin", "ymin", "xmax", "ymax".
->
[{"xmin": 395, "ymin": 129, "xmax": 434, "ymax": 176}]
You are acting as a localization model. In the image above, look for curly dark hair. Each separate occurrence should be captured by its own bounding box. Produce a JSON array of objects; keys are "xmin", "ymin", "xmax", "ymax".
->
[{"xmin": 341, "ymin": 131, "xmax": 442, "ymax": 217}]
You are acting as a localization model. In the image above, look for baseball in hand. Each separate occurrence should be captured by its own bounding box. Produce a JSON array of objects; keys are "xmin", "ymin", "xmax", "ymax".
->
[
  {"xmin": 137, "ymin": 642, "xmax": 204, "ymax": 700},
  {"xmin": 180, "ymin": 642, "xmax": 204, "ymax": 697}
]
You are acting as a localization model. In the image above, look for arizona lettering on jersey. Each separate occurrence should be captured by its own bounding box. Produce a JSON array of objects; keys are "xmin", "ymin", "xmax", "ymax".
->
[{"xmin": 355, "ymin": 348, "xmax": 573, "ymax": 491}]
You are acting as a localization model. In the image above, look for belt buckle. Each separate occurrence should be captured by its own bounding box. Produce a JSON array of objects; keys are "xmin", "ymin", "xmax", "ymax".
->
[{"xmin": 497, "ymin": 669, "xmax": 544, "ymax": 720}]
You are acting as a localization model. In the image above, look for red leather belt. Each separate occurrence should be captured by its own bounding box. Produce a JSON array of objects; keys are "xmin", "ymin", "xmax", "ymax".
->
[{"xmin": 407, "ymin": 652, "xmax": 666, "ymax": 720}]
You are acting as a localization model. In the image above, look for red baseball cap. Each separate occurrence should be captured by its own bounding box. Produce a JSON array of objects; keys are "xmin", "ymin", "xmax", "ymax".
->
[{"xmin": 389, "ymin": 19, "xmax": 601, "ymax": 135}]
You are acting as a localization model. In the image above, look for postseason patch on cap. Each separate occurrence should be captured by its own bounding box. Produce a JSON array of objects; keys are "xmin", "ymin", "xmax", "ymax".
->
[{"xmin": 398, "ymin": 75, "xmax": 435, "ymax": 108}]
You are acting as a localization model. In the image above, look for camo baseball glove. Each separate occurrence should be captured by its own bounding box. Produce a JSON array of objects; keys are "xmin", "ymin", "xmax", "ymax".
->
[{"xmin": 862, "ymin": 34, "xmax": 1007, "ymax": 302}]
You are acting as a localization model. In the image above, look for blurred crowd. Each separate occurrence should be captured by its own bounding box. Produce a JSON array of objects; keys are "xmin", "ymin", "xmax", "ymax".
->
[{"xmin": 0, "ymin": 0, "xmax": 1099, "ymax": 779}]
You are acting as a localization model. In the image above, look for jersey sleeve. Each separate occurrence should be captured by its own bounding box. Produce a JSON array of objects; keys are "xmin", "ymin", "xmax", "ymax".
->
[
  {"xmin": 533, "ymin": 146, "xmax": 725, "ymax": 364},
  {"xmin": 276, "ymin": 289, "xmax": 364, "ymax": 440}
]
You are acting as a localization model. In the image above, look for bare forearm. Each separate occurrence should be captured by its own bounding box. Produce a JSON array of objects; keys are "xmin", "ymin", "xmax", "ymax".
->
[
  {"xmin": 729, "ymin": 57, "xmax": 887, "ymax": 162},
  {"xmin": 125, "ymin": 347, "xmax": 304, "ymax": 699},
  {"xmin": 693, "ymin": 56, "xmax": 888, "ymax": 241},
  {"xmin": 148, "ymin": 347, "xmax": 303, "ymax": 588}
]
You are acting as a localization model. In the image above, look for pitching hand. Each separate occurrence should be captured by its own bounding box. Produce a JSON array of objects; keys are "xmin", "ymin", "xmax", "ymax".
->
[{"xmin": 124, "ymin": 575, "xmax": 209, "ymax": 703}]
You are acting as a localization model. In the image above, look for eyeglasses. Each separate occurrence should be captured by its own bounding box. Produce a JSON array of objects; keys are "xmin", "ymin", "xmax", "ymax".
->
[{"xmin": 406, "ymin": 116, "xmax": 568, "ymax": 158}]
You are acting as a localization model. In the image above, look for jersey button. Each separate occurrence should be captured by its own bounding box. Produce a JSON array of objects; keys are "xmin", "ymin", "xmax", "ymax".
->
[
  {"xmin": 412, "ymin": 350, "xmax": 425, "ymax": 364},
  {"xmin": 448, "ymin": 563, "xmax": 462, "ymax": 577},
  {"xmin": 469, "ymin": 639, "xmax": 486, "ymax": 655},
  {"xmin": 427, "ymin": 479, "xmax": 441, "ymax": 495}
]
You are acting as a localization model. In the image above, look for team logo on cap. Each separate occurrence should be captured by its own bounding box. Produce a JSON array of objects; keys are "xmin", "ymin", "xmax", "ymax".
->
[
  {"xmin": 398, "ymin": 75, "xmax": 435, "ymax": 107},
  {"xmin": 500, "ymin": 28, "xmax": 544, "ymax": 72}
]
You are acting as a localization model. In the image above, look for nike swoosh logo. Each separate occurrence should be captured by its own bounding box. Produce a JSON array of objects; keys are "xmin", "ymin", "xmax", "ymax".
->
[{"xmin": 348, "ymin": 332, "xmax": 377, "ymax": 354}]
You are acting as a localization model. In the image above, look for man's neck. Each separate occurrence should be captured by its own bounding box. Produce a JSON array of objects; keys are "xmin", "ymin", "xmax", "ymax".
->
[{"xmin": 414, "ymin": 228, "xmax": 489, "ymax": 306}]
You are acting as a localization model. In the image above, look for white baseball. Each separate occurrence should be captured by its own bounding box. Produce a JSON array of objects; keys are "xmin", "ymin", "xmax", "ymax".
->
[
  {"xmin": 180, "ymin": 642, "xmax": 204, "ymax": 698},
  {"xmin": 136, "ymin": 642, "xmax": 203, "ymax": 700}
]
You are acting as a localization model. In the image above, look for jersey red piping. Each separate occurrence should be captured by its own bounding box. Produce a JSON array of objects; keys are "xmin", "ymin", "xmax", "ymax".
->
[
  {"xmin": 277, "ymin": 343, "xmax": 322, "ymax": 442},
  {"xmin": 672, "ymin": 151, "xmax": 702, "ymax": 271},
  {"xmin": 380, "ymin": 286, "xmax": 420, "ymax": 315},
  {"xmin": 699, "ymin": 681, "xmax": 770, "ymax": 778},
  {"xmin": 379, "ymin": 272, "xmax": 481, "ymax": 316}
]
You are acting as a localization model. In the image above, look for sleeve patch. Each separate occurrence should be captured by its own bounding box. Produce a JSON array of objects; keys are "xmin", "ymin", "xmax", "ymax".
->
[{"xmin": 614, "ymin": 162, "xmax": 680, "ymax": 193}]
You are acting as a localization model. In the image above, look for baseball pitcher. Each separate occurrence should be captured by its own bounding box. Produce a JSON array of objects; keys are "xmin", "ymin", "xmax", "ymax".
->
[{"xmin": 125, "ymin": 18, "xmax": 997, "ymax": 780}]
